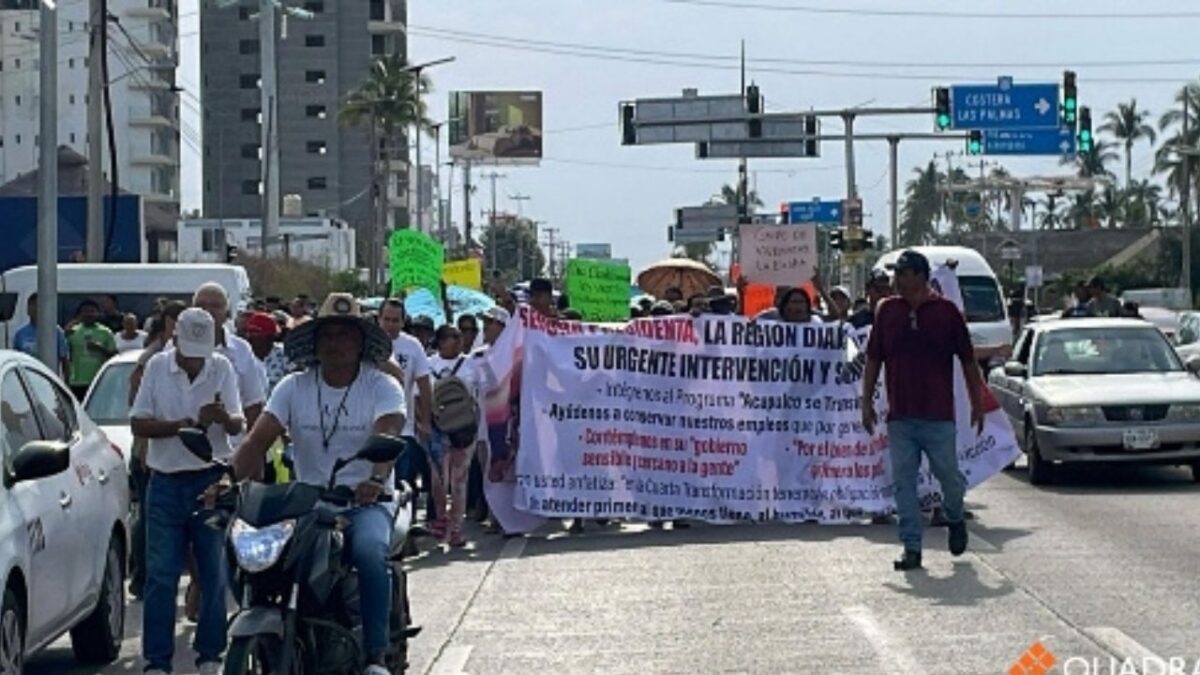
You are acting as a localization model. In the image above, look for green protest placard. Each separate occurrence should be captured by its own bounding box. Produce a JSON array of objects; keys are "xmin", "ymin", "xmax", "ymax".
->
[
  {"xmin": 566, "ymin": 258, "xmax": 631, "ymax": 322},
  {"xmin": 388, "ymin": 230, "xmax": 444, "ymax": 295}
]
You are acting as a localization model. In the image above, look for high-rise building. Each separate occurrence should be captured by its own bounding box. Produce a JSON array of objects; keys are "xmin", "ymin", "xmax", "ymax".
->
[
  {"xmin": 0, "ymin": 0, "xmax": 181, "ymax": 218},
  {"xmin": 200, "ymin": 0, "xmax": 408, "ymax": 250}
]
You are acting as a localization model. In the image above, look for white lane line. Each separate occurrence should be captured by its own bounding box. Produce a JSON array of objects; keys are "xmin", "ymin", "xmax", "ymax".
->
[
  {"xmin": 497, "ymin": 535, "xmax": 527, "ymax": 560},
  {"xmin": 843, "ymin": 605, "xmax": 927, "ymax": 675},
  {"xmin": 1086, "ymin": 627, "xmax": 1164, "ymax": 671},
  {"xmin": 429, "ymin": 645, "xmax": 474, "ymax": 675}
]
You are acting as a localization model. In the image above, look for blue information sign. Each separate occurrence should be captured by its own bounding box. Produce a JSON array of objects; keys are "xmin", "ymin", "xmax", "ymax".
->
[
  {"xmin": 983, "ymin": 128, "xmax": 1077, "ymax": 156},
  {"xmin": 788, "ymin": 199, "xmax": 842, "ymax": 224},
  {"xmin": 951, "ymin": 78, "xmax": 1060, "ymax": 130}
]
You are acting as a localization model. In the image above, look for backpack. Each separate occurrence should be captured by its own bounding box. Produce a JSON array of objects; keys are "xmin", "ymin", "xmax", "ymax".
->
[{"xmin": 432, "ymin": 357, "xmax": 479, "ymax": 447}]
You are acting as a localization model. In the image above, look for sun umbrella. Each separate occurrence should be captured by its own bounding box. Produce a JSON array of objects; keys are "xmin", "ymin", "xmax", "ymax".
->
[
  {"xmin": 403, "ymin": 285, "xmax": 497, "ymax": 327},
  {"xmin": 636, "ymin": 258, "xmax": 723, "ymax": 300}
]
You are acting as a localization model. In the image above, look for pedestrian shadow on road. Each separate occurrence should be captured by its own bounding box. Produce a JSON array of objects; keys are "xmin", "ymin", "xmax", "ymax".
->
[{"xmin": 882, "ymin": 561, "xmax": 1014, "ymax": 607}]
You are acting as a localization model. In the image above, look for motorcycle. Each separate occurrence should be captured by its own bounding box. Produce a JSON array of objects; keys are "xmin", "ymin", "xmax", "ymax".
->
[{"xmin": 177, "ymin": 429, "xmax": 418, "ymax": 675}]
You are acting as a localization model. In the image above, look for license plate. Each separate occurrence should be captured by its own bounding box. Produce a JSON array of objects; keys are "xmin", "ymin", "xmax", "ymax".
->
[{"xmin": 1123, "ymin": 429, "xmax": 1160, "ymax": 450}]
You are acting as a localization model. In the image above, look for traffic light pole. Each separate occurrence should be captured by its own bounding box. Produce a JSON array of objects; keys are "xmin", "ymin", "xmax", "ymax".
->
[{"xmin": 888, "ymin": 136, "xmax": 900, "ymax": 249}]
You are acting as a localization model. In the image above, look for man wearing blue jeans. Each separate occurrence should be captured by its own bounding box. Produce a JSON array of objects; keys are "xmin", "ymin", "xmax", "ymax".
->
[
  {"xmin": 861, "ymin": 250, "xmax": 985, "ymax": 571},
  {"xmin": 131, "ymin": 308, "xmax": 244, "ymax": 674}
]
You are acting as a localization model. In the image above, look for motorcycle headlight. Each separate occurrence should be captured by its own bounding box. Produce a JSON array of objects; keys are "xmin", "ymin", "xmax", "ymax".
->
[
  {"xmin": 1168, "ymin": 404, "xmax": 1200, "ymax": 422},
  {"xmin": 230, "ymin": 518, "xmax": 295, "ymax": 573},
  {"xmin": 1043, "ymin": 406, "xmax": 1104, "ymax": 426}
]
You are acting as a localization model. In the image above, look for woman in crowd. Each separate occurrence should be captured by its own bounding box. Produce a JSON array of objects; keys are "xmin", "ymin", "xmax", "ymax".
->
[{"xmin": 427, "ymin": 325, "xmax": 482, "ymax": 547}]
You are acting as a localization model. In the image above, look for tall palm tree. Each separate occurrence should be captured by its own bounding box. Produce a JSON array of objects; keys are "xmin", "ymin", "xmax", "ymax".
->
[
  {"xmin": 1096, "ymin": 185, "xmax": 1124, "ymax": 228},
  {"xmin": 1154, "ymin": 82, "xmax": 1200, "ymax": 221},
  {"xmin": 1038, "ymin": 193, "xmax": 1064, "ymax": 230},
  {"xmin": 1060, "ymin": 139, "xmax": 1118, "ymax": 179},
  {"xmin": 899, "ymin": 161, "xmax": 942, "ymax": 245},
  {"xmin": 1099, "ymin": 99, "xmax": 1157, "ymax": 187},
  {"xmin": 1124, "ymin": 179, "xmax": 1164, "ymax": 227},
  {"xmin": 718, "ymin": 183, "xmax": 764, "ymax": 213}
]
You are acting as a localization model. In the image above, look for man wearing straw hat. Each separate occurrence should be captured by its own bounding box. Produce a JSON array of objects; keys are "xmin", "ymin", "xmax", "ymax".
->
[{"xmin": 234, "ymin": 293, "xmax": 406, "ymax": 675}]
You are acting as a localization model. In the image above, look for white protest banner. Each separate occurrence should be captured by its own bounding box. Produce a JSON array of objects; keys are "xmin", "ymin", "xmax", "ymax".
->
[
  {"xmin": 483, "ymin": 308, "xmax": 1020, "ymax": 525},
  {"xmin": 738, "ymin": 224, "xmax": 818, "ymax": 287}
]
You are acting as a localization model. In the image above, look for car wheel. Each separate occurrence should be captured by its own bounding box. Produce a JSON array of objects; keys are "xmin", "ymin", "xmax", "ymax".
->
[
  {"xmin": 1026, "ymin": 427, "xmax": 1056, "ymax": 486},
  {"xmin": 70, "ymin": 536, "xmax": 125, "ymax": 663},
  {"xmin": 0, "ymin": 588, "xmax": 24, "ymax": 675}
]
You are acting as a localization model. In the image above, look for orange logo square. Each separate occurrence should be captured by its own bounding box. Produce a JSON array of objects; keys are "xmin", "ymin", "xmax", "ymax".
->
[{"xmin": 1009, "ymin": 642, "xmax": 1057, "ymax": 675}]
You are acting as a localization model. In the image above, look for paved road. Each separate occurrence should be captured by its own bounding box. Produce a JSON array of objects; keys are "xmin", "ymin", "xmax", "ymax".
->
[{"xmin": 29, "ymin": 460, "xmax": 1200, "ymax": 673}]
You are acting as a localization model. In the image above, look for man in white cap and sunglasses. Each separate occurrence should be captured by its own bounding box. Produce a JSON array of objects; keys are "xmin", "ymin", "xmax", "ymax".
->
[
  {"xmin": 234, "ymin": 293, "xmax": 405, "ymax": 675},
  {"xmin": 130, "ymin": 308, "xmax": 244, "ymax": 675}
]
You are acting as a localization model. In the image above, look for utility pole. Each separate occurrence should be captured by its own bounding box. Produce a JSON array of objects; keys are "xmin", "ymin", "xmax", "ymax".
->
[
  {"xmin": 480, "ymin": 171, "xmax": 505, "ymax": 271},
  {"xmin": 404, "ymin": 57, "xmax": 454, "ymax": 234},
  {"xmin": 887, "ymin": 135, "xmax": 899, "ymax": 248},
  {"xmin": 443, "ymin": 160, "xmax": 453, "ymax": 246},
  {"xmin": 86, "ymin": 0, "xmax": 105, "ymax": 262},
  {"xmin": 462, "ymin": 161, "xmax": 473, "ymax": 250},
  {"xmin": 509, "ymin": 193, "xmax": 531, "ymax": 278},
  {"xmin": 259, "ymin": 0, "xmax": 280, "ymax": 254},
  {"xmin": 541, "ymin": 227, "xmax": 560, "ymax": 282},
  {"xmin": 1184, "ymin": 92, "xmax": 1193, "ymax": 302},
  {"xmin": 38, "ymin": 0, "xmax": 59, "ymax": 370},
  {"xmin": 430, "ymin": 122, "xmax": 443, "ymax": 238}
]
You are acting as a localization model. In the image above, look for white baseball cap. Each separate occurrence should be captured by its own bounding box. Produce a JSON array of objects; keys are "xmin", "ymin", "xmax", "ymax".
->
[
  {"xmin": 481, "ymin": 306, "xmax": 511, "ymax": 325},
  {"xmin": 175, "ymin": 308, "xmax": 215, "ymax": 359}
]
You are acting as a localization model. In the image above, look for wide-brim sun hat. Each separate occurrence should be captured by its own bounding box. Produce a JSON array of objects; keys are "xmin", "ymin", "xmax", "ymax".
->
[{"xmin": 284, "ymin": 292, "xmax": 392, "ymax": 366}]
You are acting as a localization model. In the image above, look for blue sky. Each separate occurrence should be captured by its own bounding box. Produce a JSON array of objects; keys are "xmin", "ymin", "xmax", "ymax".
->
[{"xmin": 180, "ymin": 0, "xmax": 1200, "ymax": 272}]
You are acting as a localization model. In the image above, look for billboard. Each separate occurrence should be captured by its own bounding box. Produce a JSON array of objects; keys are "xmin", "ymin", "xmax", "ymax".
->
[
  {"xmin": 448, "ymin": 91, "xmax": 543, "ymax": 164},
  {"xmin": 575, "ymin": 243, "xmax": 612, "ymax": 260}
]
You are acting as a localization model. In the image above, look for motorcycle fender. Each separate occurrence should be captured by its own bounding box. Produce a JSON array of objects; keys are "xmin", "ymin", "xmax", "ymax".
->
[{"xmin": 228, "ymin": 607, "xmax": 287, "ymax": 639}]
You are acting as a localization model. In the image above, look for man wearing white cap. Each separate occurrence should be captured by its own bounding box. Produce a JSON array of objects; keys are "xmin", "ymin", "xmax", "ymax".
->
[{"xmin": 130, "ymin": 308, "xmax": 243, "ymax": 675}]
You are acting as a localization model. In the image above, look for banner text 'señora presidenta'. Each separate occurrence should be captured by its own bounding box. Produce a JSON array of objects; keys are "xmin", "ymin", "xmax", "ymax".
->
[{"xmin": 480, "ymin": 306, "xmax": 1020, "ymax": 527}]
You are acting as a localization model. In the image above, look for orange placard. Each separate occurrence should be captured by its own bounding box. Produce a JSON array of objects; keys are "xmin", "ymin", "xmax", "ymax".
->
[{"xmin": 741, "ymin": 283, "xmax": 775, "ymax": 316}]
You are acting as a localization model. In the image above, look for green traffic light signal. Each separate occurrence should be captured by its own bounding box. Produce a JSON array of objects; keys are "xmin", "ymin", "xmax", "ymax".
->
[
  {"xmin": 967, "ymin": 130, "xmax": 982, "ymax": 155},
  {"xmin": 936, "ymin": 113, "xmax": 951, "ymax": 130}
]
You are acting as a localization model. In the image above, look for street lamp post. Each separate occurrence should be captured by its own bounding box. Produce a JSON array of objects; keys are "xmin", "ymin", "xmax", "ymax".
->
[{"xmin": 403, "ymin": 57, "xmax": 454, "ymax": 232}]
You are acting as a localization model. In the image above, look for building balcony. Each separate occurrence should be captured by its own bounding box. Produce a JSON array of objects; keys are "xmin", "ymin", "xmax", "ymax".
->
[
  {"xmin": 129, "ymin": 114, "xmax": 177, "ymax": 129},
  {"xmin": 131, "ymin": 153, "xmax": 177, "ymax": 167},
  {"xmin": 125, "ymin": 5, "xmax": 171, "ymax": 21},
  {"xmin": 368, "ymin": 19, "xmax": 405, "ymax": 34},
  {"xmin": 128, "ymin": 77, "xmax": 173, "ymax": 91}
]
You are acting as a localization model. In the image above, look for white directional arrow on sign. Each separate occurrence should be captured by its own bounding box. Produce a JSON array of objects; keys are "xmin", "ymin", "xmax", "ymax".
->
[
  {"xmin": 1035, "ymin": 97, "xmax": 1052, "ymax": 116},
  {"xmin": 1059, "ymin": 139, "xmax": 1071, "ymax": 153}
]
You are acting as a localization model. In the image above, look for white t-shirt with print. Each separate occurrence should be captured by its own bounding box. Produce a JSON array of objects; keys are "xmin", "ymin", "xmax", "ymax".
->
[
  {"xmin": 390, "ymin": 333, "xmax": 431, "ymax": 436},
  {"xmin": 264, "ymin": 364, "xmax": 405, "ymax": 490}
]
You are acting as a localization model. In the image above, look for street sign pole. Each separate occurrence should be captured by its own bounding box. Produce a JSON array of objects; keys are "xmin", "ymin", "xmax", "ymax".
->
[{"xmin": 37, "ymin": 0, "xmax": 58, "ymax": 370}]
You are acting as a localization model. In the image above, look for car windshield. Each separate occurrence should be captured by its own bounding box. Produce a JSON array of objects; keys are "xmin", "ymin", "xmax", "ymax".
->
[
  {"xmin": 960, "ymin": 275, "xmax": 1005, "ymax": 323},
  {"xmin": 1032, "ymin": 326, "xmax": 1183, "ymax": 376},
  {"xmin": 84, "ymin": 361, "xmax": 136, "ymax": 425}
]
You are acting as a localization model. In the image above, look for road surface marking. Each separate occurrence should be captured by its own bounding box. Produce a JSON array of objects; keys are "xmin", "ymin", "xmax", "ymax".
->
[
  {"xmin": 843, "ymin": 605, "xmax": 926, "ymax": 675},
  {"xmin": 1086, "ymin": 627, "xmax": 1164, "ymax": 669},
  {"xmin": 429, "ymin": 645, "xmax": 474, "ymax": 675},
  {"xmin": 498, "ymin": 536, "xmax": 527, "ymax": 560}
]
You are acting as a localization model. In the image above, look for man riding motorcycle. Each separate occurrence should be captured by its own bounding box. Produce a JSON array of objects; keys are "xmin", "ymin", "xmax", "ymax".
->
[{"xmin": 234, "ymin": 293, "xmax": 405, "ymax": 675}]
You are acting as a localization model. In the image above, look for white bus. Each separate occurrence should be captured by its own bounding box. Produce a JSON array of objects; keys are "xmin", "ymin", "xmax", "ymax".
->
[{"xmin": 0, "ymin": 263, "xmax": 252, "ymax": 348}]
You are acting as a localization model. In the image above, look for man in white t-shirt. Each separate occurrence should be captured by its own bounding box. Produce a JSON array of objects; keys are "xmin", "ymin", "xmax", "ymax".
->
[
  {"xmin": 193, "ymin": 283, "xmax": 267, "ymax": 429},
  {"xmin": 234, "ymin": 293, "xmax": 404, "ymax": 675},
  {"xmin": 130, "ymin": 308, "xmax": 243, "ymax": 675}
]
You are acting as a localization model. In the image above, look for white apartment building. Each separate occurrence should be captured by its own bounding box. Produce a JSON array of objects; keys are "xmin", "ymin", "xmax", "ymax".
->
[{"xmin": 0, "ymin": 0, "xmax": 180, "ymax": 207}]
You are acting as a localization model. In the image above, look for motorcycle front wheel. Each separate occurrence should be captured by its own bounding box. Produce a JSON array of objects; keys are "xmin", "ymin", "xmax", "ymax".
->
[{"xmin": 223, "ymin": 634, "xmax": 308, "ymax": 675}]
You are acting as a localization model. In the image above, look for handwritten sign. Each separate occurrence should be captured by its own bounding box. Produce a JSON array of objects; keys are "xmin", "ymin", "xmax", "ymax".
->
[
  {"xmin": 738, "ymin": 224, "xmax": 817, "ymax": 286},
  {"xmin": 565, "ymin": 258, "xmax": 631, "ymax": 322},
  {"xmin": 389, "ymin": 230, "xmax": 444, "ymax": 296},
  {"xmin": 443, "ymin": 258, "xmax": 483, "ymax": 290}
]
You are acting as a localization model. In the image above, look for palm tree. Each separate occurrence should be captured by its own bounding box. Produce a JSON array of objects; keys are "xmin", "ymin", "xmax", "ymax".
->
[
  {"xmin": 1096, "ymin": 185, "xmax": 1124, "ymax": 228},
  {"xmin": 718, "ymin": 183, "xmax": 764, "ymax": 213},
  {"xmin": 1065, "ymin": 190, "xmax": 1098, "ymax": 229},
  {"xmin": 899, "ymin": 161, "xmax": 942, "ymax": 245},
  {"xmin": 1154, "ymin": 82, "xmax": 1200, "ymax": 220},
  {"xmin": 1099, "ymin": 99, "xmax": 1157, "ymax": 187},
  {"xmin": 1124, "ymin": 179, "xmax": 1164, "ymax": 227},
  {"xmin": 1060, "ymin": 139, "xmax": 1118, "ymax": 179},
  {"xmin": 1038, "ymin": 193, "xmax": 1064, "ymax": 230}
]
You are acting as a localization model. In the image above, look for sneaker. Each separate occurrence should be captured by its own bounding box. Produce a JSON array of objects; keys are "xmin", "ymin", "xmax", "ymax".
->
[
  {"xmin": 893, "ymin": 549, "xmax": 922, "ymax": 571},
  {"xmin": 198, "ymin": 662, "xmax": 221, "ymax": 675},
  {"xmin": 948, "ymin": 521, "xmax": 969, "ymax": 556},
  {"xmin": 364, "ymin": 665, "xmax": 390, "ymax": 675}
]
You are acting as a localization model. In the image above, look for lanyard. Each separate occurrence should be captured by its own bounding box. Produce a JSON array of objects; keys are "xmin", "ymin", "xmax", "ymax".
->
[{"xmin": 316, "ymin": 368, "xmax": 356, "ymax": 451}]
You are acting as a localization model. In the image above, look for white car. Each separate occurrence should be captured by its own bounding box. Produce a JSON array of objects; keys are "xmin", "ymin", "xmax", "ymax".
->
[
  {"xmin": 83, "ymin": 349, "xmax": 143, "ymax": 466},
  {"xmin": 0, "ymin": 350, "xmax": 129, "ymax": 671},
  {"xmin": 1177, "ymin": 312, "xmax": 1200, "ymax": 362}
]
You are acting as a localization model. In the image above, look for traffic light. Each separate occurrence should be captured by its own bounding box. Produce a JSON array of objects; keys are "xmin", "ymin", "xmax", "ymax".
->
[
  {"xmin": 829, "ymin": 229, "xmax": 845, "ymax": 251},
  {"xmin": 620, "ymin": 103, "xmax": 636, "ymax": 146},
  {"xmin": 1078, "ymin": 106, "xmax": 1093, "ymax": 153},
  {"xmin": 967, "ymin": 130, "xmax": 983, "ymax": 155},
  {"xmin": 934, "ymin": 87, "xmax": 951, "ymax": 131},
  {"xmin": 746, "ymin": 84, "xmax": 762, "ymax": 139},
  {"xmin": 1062, "ymin": 70, "xmax": 1078, "ymax": 126},
  {"xmin": 804, "ymin": 114, "xmax": 819, "ymax": 157}
]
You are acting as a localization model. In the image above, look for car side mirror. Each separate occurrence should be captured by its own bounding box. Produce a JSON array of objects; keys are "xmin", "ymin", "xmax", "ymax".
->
[
  {"xmin": 7, "ymin": 440, "xmax": 70, "ymax": 485},
  {"xmin": 355, "ymin": 434, "xmax": 408, "ymax": 465},
  {"xmin": 177, "ymin": 427, "xmax": 214, "ymax": 463},
  {"xmin": 1187, "ymin": 355, "xmax": 1200, "ymax": 375},
  {"xmin": 1004, "ymin": 361, "xmax": 1028, "ymax": 378}
]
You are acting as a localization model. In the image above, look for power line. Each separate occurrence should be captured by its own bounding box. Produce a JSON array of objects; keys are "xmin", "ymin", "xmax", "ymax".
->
[
  {"xmin": 410, "ymin": 23, "xmax": 1200, "ymax": 70},
  {"xmin": 542, "ymin": 155, "xmax": 844, "ymax": 174},
  {"xmin": 407, "ymin": 27, "xmax": 1200, "ymax": 85},
  {"xmin": 659, "ymin": 0, "xmax": 1200, "ymax": 20}
]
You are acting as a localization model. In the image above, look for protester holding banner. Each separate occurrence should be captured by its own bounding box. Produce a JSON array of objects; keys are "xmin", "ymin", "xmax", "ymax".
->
[{"xmin": 861, "ymin": 250, "xmax": 984, "ymax": 572}]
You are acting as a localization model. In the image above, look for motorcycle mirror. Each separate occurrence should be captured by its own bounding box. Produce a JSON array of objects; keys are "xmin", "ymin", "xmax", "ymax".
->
[
  {"xmin": 355, "ymin": 434, "xmax": 407, "ymax": 464},
  {"xmin": 178, "ymin": 427, "xmax": 214, "ymax": 463}
]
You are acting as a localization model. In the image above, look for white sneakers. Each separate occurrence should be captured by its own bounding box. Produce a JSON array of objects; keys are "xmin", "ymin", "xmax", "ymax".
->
[{"xmin": 364, "ymin": 664, "xmax": 391, "ymax": 675}]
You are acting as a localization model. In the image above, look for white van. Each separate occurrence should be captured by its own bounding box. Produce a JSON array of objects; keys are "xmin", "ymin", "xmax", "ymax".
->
[
  {"xmin": 874, "ymin": 246, "xmax": 1012, "ymax": 356},
  {"xmin": 0, "ymin": 263, "xmax": 252, "ymax": 348}
]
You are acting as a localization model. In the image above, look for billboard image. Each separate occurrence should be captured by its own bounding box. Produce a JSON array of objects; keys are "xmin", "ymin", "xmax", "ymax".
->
[{"xmin": 449, "ymin": 91, "xmax": 543, "ymax": 164}]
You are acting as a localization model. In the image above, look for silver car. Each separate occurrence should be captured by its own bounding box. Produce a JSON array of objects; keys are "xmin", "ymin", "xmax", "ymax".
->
[{"xmin": 988, "ymin": 318, "xmax": 1200, "ymax": 485}]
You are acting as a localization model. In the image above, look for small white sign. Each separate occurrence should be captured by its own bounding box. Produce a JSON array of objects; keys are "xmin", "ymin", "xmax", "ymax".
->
[
  {"xmin": 738, "ymin": 224, "xmax": 818, "ymax": 286},
  {"xmin": 1025, "ymin": 265, "xmax": 1044, "ymax": 288}
]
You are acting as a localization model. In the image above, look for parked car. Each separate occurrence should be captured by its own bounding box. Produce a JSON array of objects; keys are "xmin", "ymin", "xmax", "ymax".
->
[
  {"xmin": 1137, "ymin": 306, "xmax": 1180, "ymax": 344},
  {"xmin": 1178, "ymin": 312, "xmax": 1200, "ymax": 361},
  {"xmin": 988, "ymin": 318, "xmax": 1200, "ymax": 485},
  {"xmin": 0, "ymin": 350, "xmax": 129, "ymax": 671},
  {"xmin": 83, "ymin": 349, "xmax": 143, "ymax": 466}
]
